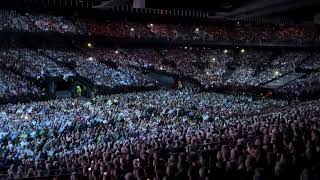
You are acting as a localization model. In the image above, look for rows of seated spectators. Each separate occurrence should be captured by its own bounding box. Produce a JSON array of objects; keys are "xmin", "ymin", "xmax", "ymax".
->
[
  {"xmin": 1, "ymin": 89, "xmax": 320, "ymax": 179},
  {"xmin": 299, "ymin": 53, "xmax": 320, "ymax": 70},
  {"xmin": 73, "ymin": 56, "xmax": 150, "ymax": 87},
  {"xmin": 0, "ymin": 10, "xmax": 85, "ymax": 34},
  {"xmin": 276, "ymin": 72, "xmax": 320, "ymax": 96},
  {"xmin": 90, "ymin": 47, "xmax": 233, "ymax": 88},
  {"xmin": 194, "ymin": 49, "xmax": 234, "ymax": 87},
  {"xmin": 0, "ymin": 89, "xmax": 290, "ymax": 179},
  {"xmin": 84, "ymin": 48, "xmax": 163, "ymax": 70},
  {"xmin": 0, "ymin": 49, "xmax": 75, "ymax": 79},
  {"xmin": 0, "ymin": 10, "xmax": 319, "ymax": 43},
  {"xmin": 160, "ymin": 48, "xmax": 200, "ymax": 76},
  {"xmin": 0, "ymin": 46, "xmax": 319, "ymax": 180},
  {"xmin": 113, "ymin": 48, "xmax": 318, "ymax": 89},
  {"xmin": 225, "ymin": 50, "xmax": 273, "ymax": 86},
  {"xmin": 0, "ymin": 48, "xmax": 158, "ymax": 89},
  {"xmin": 27, "ymin": 14, "xmax": 85, "ymax": 34},
  {"xmin": 84, "ymin": 20, "xmax": 313, "ymax": 42},
  {"xmin": 0, "ymin": 69, "xmax": 39, "ymax": 98},
  {"xmin": 44, "ymin": 49, "xmax": 158, "ymax": 87},
  {"xmin": 0, "ymin": 47, "xmax": 319, "ymax": 99},
  {"xmin": 0, "ymin": 10, "xmax": 33, "ymax": 32},
  {"xmin": 226, "ymin": 51, "xmax": 309, "ymax": 86}
]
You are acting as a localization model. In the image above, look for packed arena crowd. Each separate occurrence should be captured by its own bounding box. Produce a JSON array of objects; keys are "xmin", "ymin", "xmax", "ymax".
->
[
  {"xmin": 0, "ymin": 48, "xmax": 319, "ymax": 180},
  {"xmin": 0, "ymin": 90, "xmax": 283, "ymax": 177},
  {"xmin": 44, "ymin": 49, "xmax": 157, "ymax": 87},
  {"xmin": 84, "ymin": 47, "xmax": 320, "ymax": 90},
  {"xmin": 0, "ymin": 47, "xmax": 320, "ymax": 101},
  {"xmin": 1, "ymin": 10, "xmax": 320, "ymax": 43},
  {"xmin": 225, "ymin": 51, "xmax": 308, "ymax": 86},
  {"xmin": 0, "ymin": 49, "xmax": 75, "ymax": 79},
  {"xmin": 0, "ymin": 90, "xmax": 320, "ymax": 179},
  {"xmin": 0, "ymin": 8, "xmax": 320, "ymax": 180},
  {"xmin": 0, "ymin": 48, "xmax": 158, "ymax": 92},
  {"xmin": 276, "ymin": 72, "xmax": 320, "ymax": 96},
  {"xmin": 0, "ymin": 70, "xmax": 39, "ymax": 99}
]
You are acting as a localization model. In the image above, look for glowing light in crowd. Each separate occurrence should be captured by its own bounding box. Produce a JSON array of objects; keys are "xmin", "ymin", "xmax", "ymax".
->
[
  {"xmin": 149, "ymin": 23, "xmax": 154, "ymax": 27},
  {"xmin": 274, "ymin": 71, "xmax": 280, "ymax": 76},
  {"xmin": 240, "ymin": 49, "xmax": 245, "ymax": 53},
  {"xmin": 159, "ymin": 66, "xmax": 163, "ymax": 70},
  {"xmin": 224, "ymin": 49, "xmax": 228, "ymax": 54},
  {"xmin": 115, "ymin": 50, "xmax": 119, "ymax": 54},
  {"xmin": 87, "ymin": 43, "xmax": 92, "ymax": 48},
  {"xmin": 23, "ymin": 114, "xmax": 30, "ymax": 120},
  {"xmin": 88, "ymin": 57, "xmax": 93, "ymax": 61},
  {"xmin": 130, "ymin": 28, "xmax": 135, "ymax": 32},
  {"xmin": 195, "ymin": 28, "xmax": 199, "ymax": 33},
  {"xmin": 184, "ymin": 46, "xmax": 188, "ymax": 49},
  {"xmin": 212, "ymin": 57, "xmax": 216, "ymax": 62}
]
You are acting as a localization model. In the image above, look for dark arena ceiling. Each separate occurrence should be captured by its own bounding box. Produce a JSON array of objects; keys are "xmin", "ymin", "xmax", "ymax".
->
[
  {"xmin": 97, "ymin": 0, "xmax": 320, "ymax": 20},
  {"xmin": 1, "ymin": 0, "xmax": 320, "ymax": 21},
  {"xmin": 150, "ymin": 0, "xmax": 320, "ymax": 20}
]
